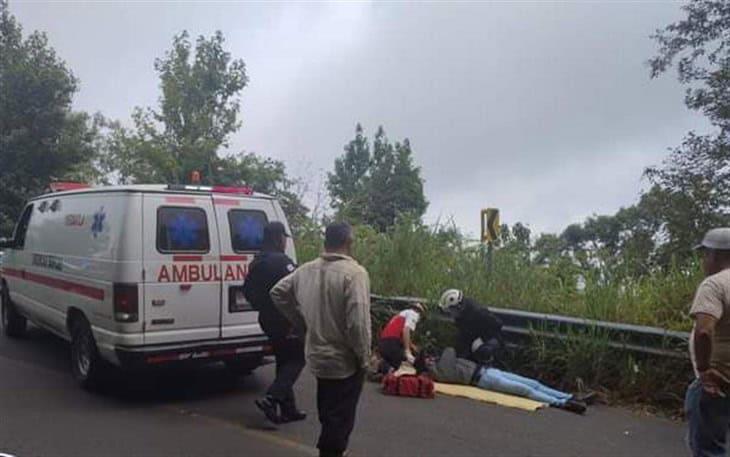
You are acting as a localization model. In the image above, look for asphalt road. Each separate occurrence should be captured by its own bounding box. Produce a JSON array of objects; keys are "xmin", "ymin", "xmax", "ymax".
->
[{"xmin": 0, "ymin": 326, "xmax": 687, "ymax": 457}]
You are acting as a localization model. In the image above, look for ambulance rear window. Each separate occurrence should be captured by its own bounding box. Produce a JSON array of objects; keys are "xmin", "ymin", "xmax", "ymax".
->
[
  {"xmin": 157, "ymin": 207, "xmax": 210, "ymax": 253},
  {"xmin": 228, "ymin": 210, "xmax": 268, "ymax": 252}
]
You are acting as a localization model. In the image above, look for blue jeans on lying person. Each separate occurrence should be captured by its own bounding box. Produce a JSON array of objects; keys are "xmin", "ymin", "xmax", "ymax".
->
[{"xmin": 475, "ymin": 367, "xmax": 572, "ymax": 406}]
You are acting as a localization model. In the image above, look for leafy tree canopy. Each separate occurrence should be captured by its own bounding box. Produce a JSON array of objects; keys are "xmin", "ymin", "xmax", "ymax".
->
[
  {"xmin": 0, "ymin": 0, "xmax": 99, "ymax": 236},
  {"xmin": 328, "ymin": 124, "xmax": 428, "ymax": 232}
]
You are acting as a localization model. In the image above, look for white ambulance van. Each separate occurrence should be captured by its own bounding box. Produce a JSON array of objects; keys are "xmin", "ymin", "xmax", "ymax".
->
[{"xmin": 0, "ymin": 183, "xmax": 295, "ymax": 388}]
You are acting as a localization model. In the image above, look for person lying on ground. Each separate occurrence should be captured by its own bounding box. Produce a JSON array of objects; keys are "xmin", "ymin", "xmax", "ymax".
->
[
  {"xmin": 438, "ymin": 289, "xmax": 504, "ymax": 364},
  {"xmin": 378, "ymin": 302, "xmax": 426, "ymax": 372},
  {"xmin": 427, "ymin": 347, "xmax": 587, "ymax": 414}
]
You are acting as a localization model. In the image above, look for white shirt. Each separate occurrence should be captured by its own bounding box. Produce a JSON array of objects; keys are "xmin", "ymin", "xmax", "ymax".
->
[{"xmin": 400, "ymin": 309, "xmax": 420, "ymax": 332}]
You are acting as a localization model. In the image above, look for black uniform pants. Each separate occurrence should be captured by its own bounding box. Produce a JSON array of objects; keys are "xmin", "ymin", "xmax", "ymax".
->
[
  {"xmin": 316, "ymin": 370, "xmax": 365, "ymax": 457},
  {"xmin": 378, "ymin": 337, "xmax": 426, "ymax": 373},
  {"xmin": 378, "ymin": 337, "xmax": 405, "ymax": 370},
  {"xmin": 267, "ymin": 336, "xmax": 306, "ymax": 409}
]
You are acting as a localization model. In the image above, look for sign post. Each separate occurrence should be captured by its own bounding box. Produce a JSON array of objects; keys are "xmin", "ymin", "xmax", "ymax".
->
[{"xmin": 481, "ymin": 208, "xmax": 500, "ymax": 272}]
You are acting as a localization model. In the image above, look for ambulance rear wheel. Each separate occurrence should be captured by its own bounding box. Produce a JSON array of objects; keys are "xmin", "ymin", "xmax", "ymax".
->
[
  {"xmin": 1, "ymin": 287, "xmax": 27, "ymax": 338},
  {"xmin": 70, "ymin": 316, "xmax": 105, "ymax": 390}
]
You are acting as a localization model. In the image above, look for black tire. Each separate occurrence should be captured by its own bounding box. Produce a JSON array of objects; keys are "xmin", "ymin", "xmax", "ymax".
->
[
  {"xmin": 70, "ymin": 316, "xmax": 106, "ymax": 390},
  {"xmin": 1, "ymin": 286, "xmax": 27, "ymax": 338},
  {"xmin": 225, "ymin": 356, "xmax": 263, "ymax": 376}
]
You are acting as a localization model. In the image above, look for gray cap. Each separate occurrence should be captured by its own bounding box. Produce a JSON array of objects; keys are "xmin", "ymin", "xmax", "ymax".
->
[{"xmin": 696, "ymin": 228, "xmax": 730, "ymax": 251}]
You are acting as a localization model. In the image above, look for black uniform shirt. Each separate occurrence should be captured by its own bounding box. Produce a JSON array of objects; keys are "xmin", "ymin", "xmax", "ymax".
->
[
  {"xmin": 242, "ymin": 249, "xmax": 296, "ymax": 340},
  {"xmin": 454, "ymin": 297, "xmax": 503, "ymax": 358}
]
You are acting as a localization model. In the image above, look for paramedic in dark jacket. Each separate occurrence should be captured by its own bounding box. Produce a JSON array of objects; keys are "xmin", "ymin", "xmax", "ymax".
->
[
  {"xmin": 243, "ymin": 221, "xmax": 306, "ymax": 424},
  {"xmin": 438, "ymin": 289, "xmax": 504, "ymax": 363}
]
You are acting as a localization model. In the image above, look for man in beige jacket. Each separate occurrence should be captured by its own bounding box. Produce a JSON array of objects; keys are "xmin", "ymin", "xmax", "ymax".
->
[
  {"xmin": 271, "ymin": 222, "xmax": 371, "ymax": 457},
  {"xmin": 686, "ymin": 227, "xmax": 730, "ymax": 456}
]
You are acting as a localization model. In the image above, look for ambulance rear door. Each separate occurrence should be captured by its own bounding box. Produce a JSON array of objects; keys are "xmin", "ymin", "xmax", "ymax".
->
[
  {"xmin": 212, "ymin": 196, "xmax": 277, "ymax": 339},
  {"xmin": 142, "ymin": 194, "xmax": 223, "ymax": 344}
]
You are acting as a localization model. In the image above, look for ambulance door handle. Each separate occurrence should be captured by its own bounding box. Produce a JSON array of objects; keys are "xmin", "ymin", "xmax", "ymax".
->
[{"xmin": 180, "ymin": 284, "xmax": 192, "ymax": 292}]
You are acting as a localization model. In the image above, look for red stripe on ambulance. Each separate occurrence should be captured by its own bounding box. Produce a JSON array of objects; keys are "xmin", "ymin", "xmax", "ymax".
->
[
  {"xmin": 165, "ymin": 196, "xmax": 197, "ymax": 204},
  {"xmin": 172, "ymin": 255, "xmax": 203, "ymax": 262},
  {"xmin": 220, "ymin": 255, "xmax": 247, "ymax": 262},
  {"xmin": 1, "ymin": 268, "xmax": 104, "ymax": 301},
  {"xmin": 213, "ymin": 198, "xmax": 239, "ymax": 206}
]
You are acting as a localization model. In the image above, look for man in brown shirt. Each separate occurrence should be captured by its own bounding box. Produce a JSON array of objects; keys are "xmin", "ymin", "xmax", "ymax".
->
[
  {"xmin": 686, "ymin": 228, "xmax": 730, "ymax": 457},
  {"xmin": 271, "ymin": 222, "xmax": 371, "ymax": 457}
]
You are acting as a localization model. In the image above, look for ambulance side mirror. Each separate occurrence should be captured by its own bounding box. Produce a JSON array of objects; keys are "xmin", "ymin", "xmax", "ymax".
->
[{"xmin": 0, "ymin": 237, "xmax": 15, "ymax": 249}]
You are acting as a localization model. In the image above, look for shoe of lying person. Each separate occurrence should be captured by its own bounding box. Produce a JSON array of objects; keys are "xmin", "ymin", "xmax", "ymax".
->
[
  {"xmin": 574, "ymin": 391, "xmax": 598, "ymax": 405},
  {"xmin": 255, "ymin": 396, "xmax": 282, "ymax": 424},
  {"xmin": 561, "ymin": 399, "xmax": 587, "ymax": 415}
]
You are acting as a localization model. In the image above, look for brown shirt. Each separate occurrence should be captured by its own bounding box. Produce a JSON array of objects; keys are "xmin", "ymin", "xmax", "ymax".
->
[
  {"xmin": 270, "ymin": 253, "xmax": 372, "ymax": 380},
  {"xmin": 690, "ymin": 268, "xmax": 730, "ymax": 380}
]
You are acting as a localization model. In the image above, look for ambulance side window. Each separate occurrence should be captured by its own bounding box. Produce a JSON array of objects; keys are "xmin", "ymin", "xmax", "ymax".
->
[
  {"xmin": 12, "ymin": 204, "xmax": 34, "ymax": 250},
  {"xmin": 156, "ymin": 206, "xmax": 210, "ymax": 253},
  {"xmin": 228, "ymin": 210, "xmax": 268, "ymax": 252}
]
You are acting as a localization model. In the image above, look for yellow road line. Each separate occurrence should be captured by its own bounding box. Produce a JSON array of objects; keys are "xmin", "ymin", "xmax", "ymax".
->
[{"xmin": 162, "ymin": 405, "xmax": 319, "ymax": 456}]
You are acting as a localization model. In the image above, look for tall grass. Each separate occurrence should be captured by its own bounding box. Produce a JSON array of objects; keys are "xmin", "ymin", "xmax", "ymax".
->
[{"xmin": 296, "ymin": 220, "xmax": 700, "ymax": 331}]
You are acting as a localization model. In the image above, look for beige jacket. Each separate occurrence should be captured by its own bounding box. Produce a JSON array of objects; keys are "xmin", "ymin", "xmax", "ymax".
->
[
  {"xmin": 270, "ymin": 253, "xmax": 372, "ymax": 379},
  {"xmin": 690, "ymin": 268, "xmax": 730, "ymax": 381}
]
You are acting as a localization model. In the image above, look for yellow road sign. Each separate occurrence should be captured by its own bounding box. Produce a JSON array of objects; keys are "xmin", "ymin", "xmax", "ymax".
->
[{"xmin": 481, "ymin": 208, "xmax": 500, "ymax": 243}]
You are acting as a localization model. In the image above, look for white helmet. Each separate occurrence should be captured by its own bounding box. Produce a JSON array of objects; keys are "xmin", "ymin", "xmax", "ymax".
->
[{"xmin": 439, "ymin": 289, "xmax": 463, "ymax": 311}]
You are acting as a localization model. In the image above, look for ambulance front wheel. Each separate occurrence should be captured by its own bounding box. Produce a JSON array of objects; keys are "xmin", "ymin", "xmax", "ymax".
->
[
  {"xmin": 70, "ymin": 315, "xmax": 106, "ymax": 390},
  {"xmin": 1, "ymin": 286, "xmax": 27, "ymax": 338}
]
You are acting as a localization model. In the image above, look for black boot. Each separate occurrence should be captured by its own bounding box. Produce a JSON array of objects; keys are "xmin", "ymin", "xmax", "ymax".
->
[
  {"xmin": 255, "ymin": 395, "xmax": 282, "ymax": 424},
  {"xmin": 280, "ymin": 398, "xmax": 307, "ymax": 423},
  {"xmin": 561, "ymin": 399, "xmax": 587, "ymax": 415}
]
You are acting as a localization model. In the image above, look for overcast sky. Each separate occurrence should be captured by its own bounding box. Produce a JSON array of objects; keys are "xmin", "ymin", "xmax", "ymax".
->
[{"xmin": 11, "ymin": 1, "xmax": 709, "ymax": 237}]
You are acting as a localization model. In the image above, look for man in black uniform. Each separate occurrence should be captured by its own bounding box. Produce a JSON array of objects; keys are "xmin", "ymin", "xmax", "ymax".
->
[
  {"xmin": 243, "ymin": 221, "xmax": 306, "ymax": 424},
  {"xmin": 438, "ymin": 289, "xmax": 504, "ymax": 364}
]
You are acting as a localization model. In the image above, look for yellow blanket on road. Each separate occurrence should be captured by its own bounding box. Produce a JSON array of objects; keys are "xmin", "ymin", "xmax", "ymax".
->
[{"xmin": 434, "ymin": 382, "xmax": 547, "ymax": 412}]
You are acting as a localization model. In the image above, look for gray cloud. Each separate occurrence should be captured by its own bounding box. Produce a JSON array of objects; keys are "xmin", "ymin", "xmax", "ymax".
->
[{"xmin": 12, "ymin": 1, "xmax": 709, "ymax": 236}]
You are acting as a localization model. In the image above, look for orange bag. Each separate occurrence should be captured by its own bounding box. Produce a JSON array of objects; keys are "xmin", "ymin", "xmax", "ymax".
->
[{"xmin": 382, "ymin": 373, "xmax": 435, "ymax": 399}]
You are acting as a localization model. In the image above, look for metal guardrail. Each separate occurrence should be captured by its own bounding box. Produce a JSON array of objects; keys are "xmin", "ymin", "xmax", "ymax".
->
[{"xmin": 371, "ymin": 294, "xmax": 691, "ymax": 359}]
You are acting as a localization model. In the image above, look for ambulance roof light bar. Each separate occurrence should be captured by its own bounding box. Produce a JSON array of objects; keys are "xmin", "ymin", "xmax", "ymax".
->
[
  {"xmin": 49, "ymin": 182, "xmax": 91, "ymax": 192},
  {"xmin": 167, "ymin": 184, "xmax": 254, "ymax": 195}
]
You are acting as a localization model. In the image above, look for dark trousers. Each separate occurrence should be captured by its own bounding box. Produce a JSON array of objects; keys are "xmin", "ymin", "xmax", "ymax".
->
[
  {"xmin": 267, "ymin": 336, "xmax": 306, "ymax": 409},
  {"xmin": 317, "ymin": 370, "xmax": 365, "ymax": 457},
  {"xmin": 378, "ymin": 338, "xmax": 426, "ymax": 373},
  {"xmin": 379, "ymin": 338, "xmax": 405, "ymax": 370},
  {"xmin": 686, "ymin": 378, "xmax": 730, "ymax": 457}
]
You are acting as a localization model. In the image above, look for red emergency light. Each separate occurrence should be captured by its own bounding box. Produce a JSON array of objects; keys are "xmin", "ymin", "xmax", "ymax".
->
[
  {"xmin": 211, "ymin": 185, "xmax": 254, "ymax": 195},
  {"xmin": 49, "ymin": 182, "xmax": 91, "ymax": 192}
]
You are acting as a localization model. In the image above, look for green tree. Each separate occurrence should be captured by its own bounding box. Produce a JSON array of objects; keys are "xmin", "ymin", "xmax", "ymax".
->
[
  {"xmin": 102, "ymin": 30, "xmax": 307, "ymax": 227},
  {"xmin": 650, "ymin": 0, "xmax": 730, "ymax": 130},
  {"xmin": 328, "ymin": 124, "xmax": 428, "ymax": 231},
  {"xmin": 0, "ymin": 1, "xmax": 99, "ymax": 236},
  {"xmin": 647, "ymin": 0, "xmax": 730, "ymax": 262},
  {"xmin": 105, "ymin": 30, "xmax": 248, "ymax": 185},
  {"xmin": 327, "ymin": 123, "xmax": 371, "ymax": 221}
]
